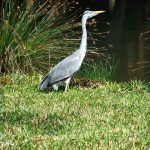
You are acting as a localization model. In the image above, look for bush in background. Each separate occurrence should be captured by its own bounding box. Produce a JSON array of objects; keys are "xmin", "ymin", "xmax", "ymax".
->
[{"xmin": 0, "ymin": 0, "xmax": 80, "ymax": 73}]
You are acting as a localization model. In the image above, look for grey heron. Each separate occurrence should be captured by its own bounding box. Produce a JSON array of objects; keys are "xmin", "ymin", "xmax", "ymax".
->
[{"xmin": 39, "ymin": 10, "xmax": 105, "ymax": 92}]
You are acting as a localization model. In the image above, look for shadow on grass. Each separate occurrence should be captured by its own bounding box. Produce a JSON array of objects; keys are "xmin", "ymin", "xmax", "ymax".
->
[{"xmin": 1, "ymin": 110, "xmax": 66, "ymax": 135}]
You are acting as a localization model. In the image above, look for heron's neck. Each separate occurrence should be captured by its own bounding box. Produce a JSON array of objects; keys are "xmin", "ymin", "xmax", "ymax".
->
[{"xmin": 79, "ymin": 17, "xmax": 87, "ymax": 52}]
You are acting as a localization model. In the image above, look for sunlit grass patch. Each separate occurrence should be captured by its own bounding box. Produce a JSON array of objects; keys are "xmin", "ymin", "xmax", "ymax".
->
[{"xmin": 1, "ymin": 74, "xmax": 150, "ymax": 149}]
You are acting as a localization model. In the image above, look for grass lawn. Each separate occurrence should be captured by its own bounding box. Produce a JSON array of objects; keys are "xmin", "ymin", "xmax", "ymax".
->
[{"xmin": 0, "ymin": 74, "xmax": 150, "ymax": 149}]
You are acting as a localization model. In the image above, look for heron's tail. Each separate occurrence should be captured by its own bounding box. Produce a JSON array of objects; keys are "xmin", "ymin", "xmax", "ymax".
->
[{"xmin": 38, "ymin": 74, "xmax": 50, "ymax": 91}]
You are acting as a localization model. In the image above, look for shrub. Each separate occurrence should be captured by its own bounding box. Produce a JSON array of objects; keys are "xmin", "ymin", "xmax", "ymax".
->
[{"xmin": 0, "ymin": 0, "xmax": 79, "ymax": 73}]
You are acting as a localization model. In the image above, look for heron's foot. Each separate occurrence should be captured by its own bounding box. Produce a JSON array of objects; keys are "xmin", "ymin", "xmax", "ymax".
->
[{"xmin": 52, "ymin": 84, "xmax": 59, "ymax": 91}]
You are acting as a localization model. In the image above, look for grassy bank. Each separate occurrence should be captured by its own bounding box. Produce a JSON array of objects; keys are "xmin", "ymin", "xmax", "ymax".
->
[{"xmin": 0, "ymin": 74, "xmax": 150, "ymax": 149}]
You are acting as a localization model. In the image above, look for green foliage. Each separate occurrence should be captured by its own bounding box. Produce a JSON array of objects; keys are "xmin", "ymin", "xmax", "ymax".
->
[
  {"xmin": 78, "ymin": 59, "xmax": 119, "ymax": 81},
  {"xmin": 1, "ymin": 74, "xmax": 150, "ymax": 149},
  {"xmin": 0, "ymin": 0, "xmax": 79, "ymax": 73}
]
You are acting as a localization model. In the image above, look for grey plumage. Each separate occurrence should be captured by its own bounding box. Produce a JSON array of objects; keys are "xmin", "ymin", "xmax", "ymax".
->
[
  {"xmin": 39, "ymin": 50, "xmax": 83, "ymax": 90},
  {"xmin": 39, "ymin": 10, "xmax": 105, "ymax": 92}
]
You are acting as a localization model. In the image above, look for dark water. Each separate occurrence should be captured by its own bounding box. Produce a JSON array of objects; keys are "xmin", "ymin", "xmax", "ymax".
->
[
  {"xmin": 113, "ymin": 31, "xmax": 150, "ymax": 81},
  {"xmin": 109, "ymin": 1, "xmax": 150, "ymax": 81}
]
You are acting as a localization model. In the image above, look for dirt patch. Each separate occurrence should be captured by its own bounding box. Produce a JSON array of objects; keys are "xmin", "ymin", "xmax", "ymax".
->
[{"xmin": 72, "ymin": 78, "xmax": 104, "ymax": 88}]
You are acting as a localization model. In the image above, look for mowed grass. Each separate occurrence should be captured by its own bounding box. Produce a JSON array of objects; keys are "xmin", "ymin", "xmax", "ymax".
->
[{"xmin": 0, "ymin": 74, "xmax": 150, "ymax": 149}]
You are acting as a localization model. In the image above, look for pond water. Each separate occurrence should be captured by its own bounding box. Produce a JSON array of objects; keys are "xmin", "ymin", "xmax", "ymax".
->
[
  {"xmin": 112, "ymin": 30, "xmax": 150, "ymax": 81},
  {"xmin": 108, "ymin": 2, "xmax": 150, "ymax": 81},
  {"xmin": 84, "ymin": 1, "xmax": 150, "ymax": 81}
]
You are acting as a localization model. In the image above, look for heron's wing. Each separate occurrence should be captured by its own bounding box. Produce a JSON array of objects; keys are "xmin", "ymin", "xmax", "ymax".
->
[{"xmin": 48, "ymin": 52, "xmax": 82, "ymax": 84}]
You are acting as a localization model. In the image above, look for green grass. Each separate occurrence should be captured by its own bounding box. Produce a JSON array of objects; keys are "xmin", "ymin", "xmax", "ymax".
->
[
  {"xmin": 79, "ymin": 59, "xmax": 118, "ymax": 81},
  {"xmin": 0, "ymin": 74, "xmax": 150, "ymax": 149}
]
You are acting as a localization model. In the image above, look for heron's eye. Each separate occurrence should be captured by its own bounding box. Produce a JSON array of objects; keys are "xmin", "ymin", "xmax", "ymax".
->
[{"xmin": 84, "ymin": 10, "xmax": 91, "ymax": 15}]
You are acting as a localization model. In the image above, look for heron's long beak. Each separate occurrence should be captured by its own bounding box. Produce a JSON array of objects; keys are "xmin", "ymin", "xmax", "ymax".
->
[{"xmin": 95, "ymin": 10, "xmax": 105, "ymax": 14}]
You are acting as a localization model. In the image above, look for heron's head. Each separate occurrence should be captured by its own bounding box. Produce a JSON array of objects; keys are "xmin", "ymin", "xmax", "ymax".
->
[{"xmin": 83, "ymin": 10, "xmax": 105, "ymax": 19}]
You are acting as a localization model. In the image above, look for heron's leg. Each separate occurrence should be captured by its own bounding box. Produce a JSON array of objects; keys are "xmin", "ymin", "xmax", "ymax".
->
[
  {"xmin": 64, "ymin": 77, "xmax": 71, "ymax": 92},
  {"xmin": 52, "ymin": 84, "xmax": 59, "ymax": 91}
]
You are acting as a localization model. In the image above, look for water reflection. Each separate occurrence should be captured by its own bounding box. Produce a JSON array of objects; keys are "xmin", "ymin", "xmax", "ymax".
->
[
  {"xmin": 109, "ymin": 0, "xmax": 150, "ymax": 81},
  {"xmin": 114, "ymin": 32, "xmax": 150, "ymax": 81}
]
